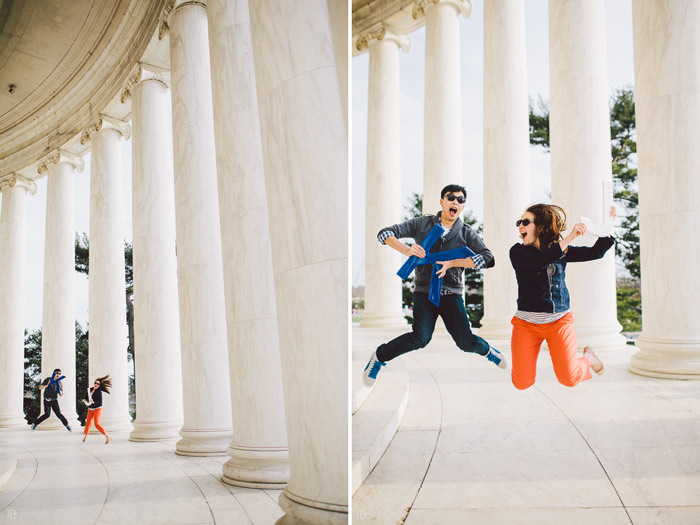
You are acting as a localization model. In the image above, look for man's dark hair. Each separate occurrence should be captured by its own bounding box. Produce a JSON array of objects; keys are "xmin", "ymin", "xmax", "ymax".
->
[{"xmin": 441, "ymin": 184, "xmax": 467, "ymax": 200}]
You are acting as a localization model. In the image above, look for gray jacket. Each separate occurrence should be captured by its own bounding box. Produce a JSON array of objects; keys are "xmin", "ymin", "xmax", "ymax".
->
[{"xmin": 378, "ymin": 212, "xmax": 495, "ymax": 294}]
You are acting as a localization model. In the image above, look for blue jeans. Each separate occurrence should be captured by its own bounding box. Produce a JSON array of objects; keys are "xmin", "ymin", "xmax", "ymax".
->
[{"xmin": 376, "ymin": 292, "xmax": 490, "ymax": 362}]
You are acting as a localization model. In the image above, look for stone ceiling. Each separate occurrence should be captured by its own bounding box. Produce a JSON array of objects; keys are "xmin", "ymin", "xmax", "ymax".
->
[{"xmin": 0, "ymin": 0, "xmax": 167, "ymax": 180}]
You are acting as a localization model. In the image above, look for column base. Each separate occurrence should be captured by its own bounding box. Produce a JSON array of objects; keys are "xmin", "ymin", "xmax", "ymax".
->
[
  {"xmin": 175, "ymin": 428, "xmax": 232, "ymax": 456},
  {"xmin": 129, "ymin": 419, "xmax": 183, "ymax": 441},
  {"xmin": 276, "ymin": 490, "xmax": 347, "ymax": 525},
  {"xmin": 88, "ymin": 414, "xmax": 133, "ymax": 433},
  {"xmin": 221, "ymin": 444, "xmax": 289, "ymax": 488},
  {"xmin": 476, "ymin": 318, "xmax": 513, "ymax": 342},
  {"xmin": 359, "ymin": 311, "xmax": 406, "ymax": 328},
  {"xmin": 571, "ymin": 322, "xmax": 628, "ymax": 350},
  {"xmin": 630, "ymin": 336, "xmax": 700, "ymax": 379},
  {"xmin": 0, "ymin": 414, "xmax": 28, "ymax": 428}
]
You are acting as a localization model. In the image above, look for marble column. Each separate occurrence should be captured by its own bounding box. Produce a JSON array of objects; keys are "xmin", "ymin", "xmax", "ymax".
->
[
  {"xmin": 207, "ymin": 0, "xmax": 288, "ymax": 485},
  {"xmin": 549, "ymin": 0, "xmax": 626, "ymax": 349},
  {"xmin": 416, "ymin": 0, "xmax": 471, "ymax": 205},
  {"xmin": 0, "ymin": 175, "xmax": 36, "ymax": 427},
  {"xmin": 630, "ymin": 0, "xmax": 700, "ymax": 378},
  {"xmin": 478, "ymin": 0, "xmax": 530, "ymax": 340},
  {"xmin": 167, "ymin": 0, "xmax": 232, "ymax": 455},
  {"xmin": 36, "ymin": 151, "xmax": 84, "ymax": 430},
  {"xmin": 122, "ymin": 64, "xmax": 184, "ymax": 440},
  {"xmin": 81, "ymin": 116, "xmax": 133, "ymax": 432},
  {"xmin": 356, "ymin": 26, "xmax": 409, "ymax": 328},
  {"xmin": 249, "ymin": 2, "xmax": 347, "ymax": 524}
]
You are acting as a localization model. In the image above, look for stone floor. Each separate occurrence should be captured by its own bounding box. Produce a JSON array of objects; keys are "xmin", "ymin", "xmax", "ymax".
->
[
  {"xmin": 352, "ymin": 325, "xmax": 700, "ymax": 525},
  {"xmin": 0, "ymin": 429, "xmax": 283, "ymax": 524}
]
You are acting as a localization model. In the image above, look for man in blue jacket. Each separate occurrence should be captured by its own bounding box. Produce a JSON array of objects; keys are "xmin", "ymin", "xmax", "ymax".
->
[
  {"xmin": 32, "ymin": 368, "xmax": 72, "ymax": 432},
  {"xmin": 363, "ymin": 184, "xmax": 507, "ymax": 387}
]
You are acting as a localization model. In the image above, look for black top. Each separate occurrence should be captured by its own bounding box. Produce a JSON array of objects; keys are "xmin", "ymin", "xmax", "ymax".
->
[
  {"xmin": 41, "ymin": 377, "xmax": 62, "ymax": 400},
  {"xmin": 87, "ymin": 387, "xmax": 103, "ymax": 410},
  {"xmin": 509, "ymin": 236, "xmax": 615, "ymax": 313}
]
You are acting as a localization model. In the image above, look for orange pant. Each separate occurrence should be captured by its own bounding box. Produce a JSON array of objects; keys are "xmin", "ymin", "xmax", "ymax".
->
[
  {"xmin": 84, "ymin": 408, "xmax": 107, "ymax": 436},
  {"xmin": 511, "ymin": 312, "xmax": 592, "ymax": 390}
]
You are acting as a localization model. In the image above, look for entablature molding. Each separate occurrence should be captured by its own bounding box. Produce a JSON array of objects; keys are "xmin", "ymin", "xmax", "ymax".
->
[{"xmin": 412, "ymin": 0, "xmax": 471, "ymax": 19}]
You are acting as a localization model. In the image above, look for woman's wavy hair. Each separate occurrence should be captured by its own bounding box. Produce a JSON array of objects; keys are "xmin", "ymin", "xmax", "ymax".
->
[
  {"xmin": 526, "ymin": 203, "xmax": 567, "ymax": 250},
  {"xmin": 95, "ymin": 374, "xmax": 112, "ymax": 394}
]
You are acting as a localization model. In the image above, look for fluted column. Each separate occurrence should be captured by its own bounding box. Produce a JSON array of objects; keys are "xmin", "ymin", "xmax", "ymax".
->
[
  {"xmin": 122, "ymin": 64, "xmax": 184, "ymax": 440},
  {"xmin": 479, "ymin": 0, "xmax": 530, "ymax": 340},
  {"xmin": 0, "ymin": 175, "xmax": 36, "ymax": 427},
  {"xmin": 82, "ymin": 115, "xmax": 133, "ymax": 432},
  {"xmin": 630, "ymin": 0, "xmax": 700, "ymax": 378},
  {"xmin": 549, "ymin": 0, "xmax": 626, "ymax": 349},
  {"xmin": 207, "ymin": 0, "xmax": 288, "ymax": 485},
  {"xmin": 249, "ymin": 1, "xmax": 348, "ymax": 524},
  {"xmin": 417, "ymin": 0, "xmax": 471, "ymax": 204},
  {"xmin": 357, "ymin": 26, "xmax": 410, "ymax": 329},
  {"xmin": 166, "ymin": 0, "xmax": 232, "ymax": 455},
  {"xmin": 36, "ymin": 151, "xmax": 84, "ymax": 430}
]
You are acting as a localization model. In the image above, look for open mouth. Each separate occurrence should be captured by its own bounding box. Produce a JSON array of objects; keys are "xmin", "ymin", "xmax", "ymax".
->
[
  {"xmin": 449, "ymin": 206, "xmax": 458, "ymax": 217},
  {"xmin": 521, "ymin": 231, "xmax": 528, "ymax": 241}
]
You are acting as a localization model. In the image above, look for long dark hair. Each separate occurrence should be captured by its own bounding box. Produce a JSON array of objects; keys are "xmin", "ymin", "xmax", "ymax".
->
[
  {"xmin": 94, "ymin": 374, "xmax": 112, "ymax": 394},
  {"xmin": 526, "ymin": 203, "xmax": 567, "ymax": 250}
]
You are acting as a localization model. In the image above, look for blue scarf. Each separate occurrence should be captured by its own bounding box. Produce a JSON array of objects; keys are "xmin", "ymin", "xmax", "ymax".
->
[
  {"xmin": 397, "ymin": 223, "xmax": 475, "ymax": 307},
  {"xmin": 48, "ymin": 375, "xmax": 66, "ymax": 395}
]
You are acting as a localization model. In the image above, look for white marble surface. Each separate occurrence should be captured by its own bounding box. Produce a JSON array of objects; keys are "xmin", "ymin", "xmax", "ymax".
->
[
  {"xmin": 630, "ymin": 0, "xmax": 700, "ymax": 377},
  {"xmin": 39, "ymin": 159, "xmax": 80, "ymax": 429},
  {"xmin": 168, "ymin": 1, "xmax": 232, "ymax": 455},
  {"xmin": 361, "ymin": 30, "xmax": 408, "ymax": 328},
  {"xmin": 549, "ymin": 0, "xmax": 626, "ymax": 350},
  {"xmin": 207, "ymin": 0, "xmax": 289, "ymax": 487},
  {"xmin": 422, "ymin": 0, "xmax": 468, "ymax": 204},
  {"xmin": 129, "ymin": 74, "xmax": 184, "ymax": 441},
  {"xmin": 0, "ymin": 177, "xmax": 34, "ymax": 427},
  {"xmin": 86, "ymin": 125, "xmax": 132, "ymax": 432},
  {"xmin": 479, "ymin": 0, "xmax": 530, "ymax": 340},
  {"xmin": 0, "ymin": 429, "xmax": 284, "ymax": 524},
  {"xmin": 250, "ymin": 2, "xmax": 347, "ymax": 520},
  {"xmin": 353, "ymin": 324, "xmax": 700, "ymax": 523}
]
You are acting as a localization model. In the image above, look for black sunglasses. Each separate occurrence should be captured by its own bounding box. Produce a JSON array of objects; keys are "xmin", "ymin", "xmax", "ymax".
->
[
  {"xmin": 516, "ymin": 219, "xmax": 535, "ymax": 227},
  {"xmin": 445, "ymin": 193, "xmax": 466, "ymax": 204}
]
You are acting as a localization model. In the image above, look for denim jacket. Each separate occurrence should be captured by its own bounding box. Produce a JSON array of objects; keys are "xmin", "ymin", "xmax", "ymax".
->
[
  {"xmin": 378, "ymin": 212, "xmax": 495, "ymax": 294},
  {"xmin": 509, "ymin": 236, "xmax": 615, "ymax": 313}
]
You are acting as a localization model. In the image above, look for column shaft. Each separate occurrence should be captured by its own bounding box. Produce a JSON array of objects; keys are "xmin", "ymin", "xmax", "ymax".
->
[
  {"xmin": 549, "ymin": 0, "xmax": 625, "ymax": 349},
  {"xmin": 168, "ymin": 1, "xmax": 232, "ymax": 455},
  {"xmin": 129, "ymin": 73, "xmax": 184, "ymax": 440},
  {"xmin": 479, "ymin": 0, "xmax": 530, "ymax": 340},
  {"xmin": 630, "ymin": 0, "xmax": 700, "ymax": 378},
  {"xmin": 207, "ymin": 0, "xmax": 289, "ymax": 485},
  {"xmin": 249, "ymin": 1, "xmax": 348, "ymax": 523},
  {"xmin": 39, "ymin": 159, "xmax": 80, "ymax": 429},
  {"xmin": 361, "ymin": 30, "xmax": 408, "ymax": 328},
  {"xmin": 88, "ymin": 126, "xmax": 132, "ymax": 431},
  {"xmin": 0, "ymin": 177, "xmax": 34, "ymax": 427},
  {"xmin": 422, "ymin": 0, "xmax": 470, "ymax": 205}
]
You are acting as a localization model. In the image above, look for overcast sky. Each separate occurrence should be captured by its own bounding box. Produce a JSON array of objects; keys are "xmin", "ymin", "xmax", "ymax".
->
[{"xmin": 351, "ymin": 0, "xmax": 635, "ymax": 287}]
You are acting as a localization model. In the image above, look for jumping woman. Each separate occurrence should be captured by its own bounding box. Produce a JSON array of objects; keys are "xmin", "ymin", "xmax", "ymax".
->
[
  {"xmin": 82, "ymin": 374, "xmax": 112, "ymax": 444},
  {"xmin": 509, "ymin": 204, "xmax": 616, "ymax": 390}
]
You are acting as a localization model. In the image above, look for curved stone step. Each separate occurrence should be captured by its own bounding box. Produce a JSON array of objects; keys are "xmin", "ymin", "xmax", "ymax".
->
[
  {"xmin": 0, "ymin": 454, "xmax": 18, "ymax": 489},
  {"xmin": 351, "ymin": 352, "xmax": 409, "ymax": 494}
]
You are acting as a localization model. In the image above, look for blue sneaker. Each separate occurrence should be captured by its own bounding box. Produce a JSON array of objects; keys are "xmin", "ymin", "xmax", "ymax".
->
[
  {"xmin": 363, "ymin": 351, "xmax": 386, "ymax": 387},
  {"xmin": 31, "ymin": 423, "xmax": 37, "ymax": 431},
  {"xmin": 66, "ymin": 425, "xmax": 72, "ymax": 432},
  {"xmin": 486, "ymin": 347, "xmax": 507, "ymax": 369}
]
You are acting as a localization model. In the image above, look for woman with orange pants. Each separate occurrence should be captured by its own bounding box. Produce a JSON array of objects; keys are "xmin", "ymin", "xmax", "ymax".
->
[
  {"xmin": 82, "ymin": 374, "xmax": 112, "ymax": 444},
  {"xmin": 509, "ymin": 204, "xmax": 616, "ymax": 390}
]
